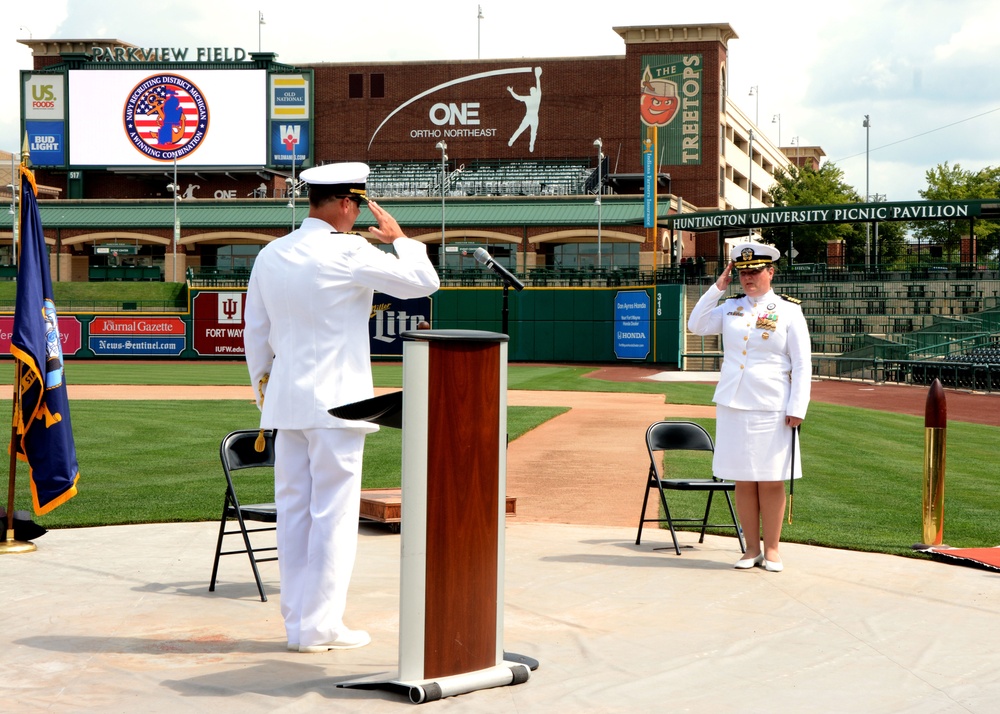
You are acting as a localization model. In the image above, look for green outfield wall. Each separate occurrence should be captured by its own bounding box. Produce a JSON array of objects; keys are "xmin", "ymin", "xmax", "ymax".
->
[
  {"xmin": 2, "ymin": 286, "xmax": 686, "ymax": 366},
  {"xmin": 433, "ymin": 286, "xmax": 684, "ymax": 364}
]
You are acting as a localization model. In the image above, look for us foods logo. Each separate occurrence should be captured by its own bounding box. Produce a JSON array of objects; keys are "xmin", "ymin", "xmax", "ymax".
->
[{"xmin": 123, "ymin": 74, "xmax": 209, "ymax": 161}]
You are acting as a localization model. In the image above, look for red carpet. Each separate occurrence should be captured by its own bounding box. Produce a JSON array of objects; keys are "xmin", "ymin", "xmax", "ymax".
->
[{"xmin": 926, "ymin": 547, "xmax": 1000, "ymax": 572}]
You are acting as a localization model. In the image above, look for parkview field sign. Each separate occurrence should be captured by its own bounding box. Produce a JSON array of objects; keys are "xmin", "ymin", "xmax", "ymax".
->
[{"xmin": 663, "ymin": 199, "xmax": 1000, "ymax": 232}]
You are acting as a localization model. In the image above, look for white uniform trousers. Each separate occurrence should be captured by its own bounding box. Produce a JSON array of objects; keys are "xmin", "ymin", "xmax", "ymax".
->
[{"xmin": 274, "ymin": 427, "xmax": 366, "ymax": 647}]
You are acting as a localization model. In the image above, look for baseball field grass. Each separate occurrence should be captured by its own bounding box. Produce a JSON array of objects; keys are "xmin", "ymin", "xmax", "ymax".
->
[{"xmin": 2, "ymin": 362, "xmax": 996, "ymax": 557}]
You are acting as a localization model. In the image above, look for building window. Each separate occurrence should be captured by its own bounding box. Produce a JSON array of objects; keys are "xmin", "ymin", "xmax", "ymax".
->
[
  {"xmin": 349, "ymin": 73, "xmax": 363, "ymax": 99},
  {"xmin": 551, "ymin": 242, "xmax": 638, "ymax": 268},
  {"xmin": 371, "ymin": 73, "xmax": 385, "ymax": 98},
  {"xmin": 215, "ymin": 244, "xmax": 263, "ymax": 271}
]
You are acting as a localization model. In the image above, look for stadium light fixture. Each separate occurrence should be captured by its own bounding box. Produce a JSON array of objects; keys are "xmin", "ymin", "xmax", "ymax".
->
[
  {"xmin": 436, "ymin": 141, "xmax": 447, "ymax": 268},
  {"xmin": 863, "ymin": 115, "xmax": 871, "ymax": 268},
  {"xmin": 594, "ymin": 138, "xmax": 603, "ymax": 269},
  {"xmin": 168, "ymin": 157, "xmax": 180, "ymax": 281}
]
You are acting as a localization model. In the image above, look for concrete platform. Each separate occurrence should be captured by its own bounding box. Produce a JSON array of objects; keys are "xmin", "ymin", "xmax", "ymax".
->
[{"xmin": 4, "ymin": 520, "xmax": 1000, "ymax": 712}]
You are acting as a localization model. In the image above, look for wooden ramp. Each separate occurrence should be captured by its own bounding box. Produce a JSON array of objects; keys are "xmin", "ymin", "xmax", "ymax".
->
[{"xmin": 360, "ymin": 488, "xmax": 516, "ymax": 528}]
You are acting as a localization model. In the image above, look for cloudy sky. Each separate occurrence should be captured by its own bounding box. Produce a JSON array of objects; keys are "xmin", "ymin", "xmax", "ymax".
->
[{"xmin": 3, "ymin": 0, "xmax": 998, "ymax": 202}]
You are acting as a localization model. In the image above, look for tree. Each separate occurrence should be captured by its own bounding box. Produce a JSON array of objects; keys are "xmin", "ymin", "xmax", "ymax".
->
[
  {"xmin": 913, "ymin": 162, "xmax": 1000, "ymax": 261},
  {"xmin": 763, "ymin": 162, "xmax": 861, "ymax": 264}
]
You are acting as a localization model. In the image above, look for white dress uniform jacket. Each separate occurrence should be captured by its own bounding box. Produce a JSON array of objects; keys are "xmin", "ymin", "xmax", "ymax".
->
[
  {"xmin": 244, "ymin": 217, "xmax": 440, "ymax": 430},
  {"xmin": 688, "ymin": 285, "xmax": 811, "ymax": 419}
]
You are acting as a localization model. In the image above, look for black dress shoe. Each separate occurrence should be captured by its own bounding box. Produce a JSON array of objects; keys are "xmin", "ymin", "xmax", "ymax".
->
[{"xmin": 0, "ymin": 508, "xmax": 47, "ymax": 541}]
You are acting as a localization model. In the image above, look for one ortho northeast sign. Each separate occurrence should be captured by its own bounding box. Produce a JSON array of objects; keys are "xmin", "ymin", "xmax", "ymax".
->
[
  {"xmin": 662, "ymin": 199, "xmax": 1000, "ymax": 233},
  {"xmin": 614, "ymin": 290, "xmax": 650, "ymax": 360}
]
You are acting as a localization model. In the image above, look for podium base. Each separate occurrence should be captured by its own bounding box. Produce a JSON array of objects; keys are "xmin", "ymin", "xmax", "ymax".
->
[{"xmin": 339, "ymin": 656, "xmax": 536, "ymax": 704}]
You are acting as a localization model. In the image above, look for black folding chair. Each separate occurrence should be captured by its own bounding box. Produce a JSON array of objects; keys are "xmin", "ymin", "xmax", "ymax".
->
[
  {"xmin": 209, "ymin": 429, "xmax": 277, "ymax": 601},
  {"xmin": 635, "ymin": 421, "xmax": 745, "ymax": 555}
]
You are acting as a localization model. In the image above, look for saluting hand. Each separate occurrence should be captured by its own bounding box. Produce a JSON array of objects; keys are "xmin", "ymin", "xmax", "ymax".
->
[
  {"xmin": 716, "ymin": 260, "xmax": 735, "ymax": 290},
  {"xmin": 367, "ymin": 200, "xmax": 405, "ymax": 244}
]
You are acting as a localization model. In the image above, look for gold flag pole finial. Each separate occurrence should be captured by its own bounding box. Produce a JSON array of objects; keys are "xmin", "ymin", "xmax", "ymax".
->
[{"xmin": 254, "ymin": 374, "xmax": 269, "ymax": 452}]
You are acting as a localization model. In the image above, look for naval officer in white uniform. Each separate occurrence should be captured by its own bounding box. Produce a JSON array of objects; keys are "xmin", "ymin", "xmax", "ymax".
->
[
  {"xmin": 244, "ymin": 162, "xmax": 439, "ymax": 651},
  {"xmin": 687, "ymin": 243, "xmax": 811, "ymax": 572}
]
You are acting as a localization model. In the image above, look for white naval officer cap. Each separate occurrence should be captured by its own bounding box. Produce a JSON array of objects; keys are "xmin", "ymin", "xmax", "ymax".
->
[
  {"xmin": 299, "ymin": 162, "xmax": 369, "ymax": 200},
  {"xmin": 731, "ymin": 242, "xmax": 780, "ymax": 269}
]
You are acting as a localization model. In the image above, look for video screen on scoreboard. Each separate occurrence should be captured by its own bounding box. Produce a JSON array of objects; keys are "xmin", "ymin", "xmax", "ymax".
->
[{"xmin": 68, "ymin": 69, "xmax": 266, "ymax": 166}]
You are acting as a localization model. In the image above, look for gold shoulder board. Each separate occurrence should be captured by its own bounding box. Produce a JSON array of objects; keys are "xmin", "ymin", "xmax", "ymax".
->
[{"xmin": 780, "ymin": 294, "xmax": 802, "ymax": 304}]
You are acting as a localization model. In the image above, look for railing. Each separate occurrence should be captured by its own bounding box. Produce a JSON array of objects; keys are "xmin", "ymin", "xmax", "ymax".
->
[
  {"xmin": 89, "ymin": 266, "xmax": 162, "ymax": 282},
  {"xmin": 439, "ymin": 265, "xmax": 694, "ymax": 288},
  {"xmin": 811, "ymin": 355, "xmax": 1000, "ymax": 393},
  {"xmin": 0, "ymin": 299, "xmax": 185, "ymax": 313},
  {"xmin": 186, "ymin": 267, "xmax": 252, "ymax": 287},
  {"xmin": 669, "ymin": 259, "xmax": 999, "ymax": 283}
]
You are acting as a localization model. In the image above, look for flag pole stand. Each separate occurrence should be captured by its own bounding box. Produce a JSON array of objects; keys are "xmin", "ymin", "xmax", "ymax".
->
[
  {"xmin": 0, "ymin": 532, "xmax": 37, "ymax": 554},
  {"xmin": 3, "ymin": 360, "xmax": 37, "ymax": 555}
]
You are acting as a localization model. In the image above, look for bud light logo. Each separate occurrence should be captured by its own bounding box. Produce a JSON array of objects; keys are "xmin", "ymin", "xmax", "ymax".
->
[{"xmin": 123, "ymin": 74, "xmax": 209, "ymax": 161}]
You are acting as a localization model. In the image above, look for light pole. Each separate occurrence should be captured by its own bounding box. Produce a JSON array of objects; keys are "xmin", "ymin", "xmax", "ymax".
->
[
  {"xmin": 594, "ymin": 138, "xmax": 603, "ymax": 269},
  {"xmin": 258, "ymin": 11, "xmax": 265, "ymax": 52},
  {"xmin": 747, "ymin": 130, "xmax": 754, "ymax": 210},
  {"xmin": 863, "ymin": 114, "xmax": 871, "ymax": 268},
  {"xmin": 287, "ymin": 151, "xmax": 297, "ymax": 231},
  {"xmin": 167, "ymin": 158, "xmax": 180, "ymax": 281},
  {"xmin": 790, "ymin": 136, "xmax": 799, "ymax": 166},
  {"xmin": 772, "ymin": 113, "xmax": 781, "ymax": 147},
  {"xmin": 436, "ymin": 141, "xmax": 447, "ymax": 268},
  {"xmin": 8, "ymin": 152, "xmax": 18, "ymax": 267},
  {"xmin": 477, "ymin": 5, "xmax": 484, "ymax": 59},
  {"xmin": 748, "ymin": 86, "xmax": 759, "ymax": 125}
]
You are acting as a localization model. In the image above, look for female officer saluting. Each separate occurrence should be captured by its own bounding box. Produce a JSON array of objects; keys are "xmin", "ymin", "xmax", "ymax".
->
[{"xmin": 687, "ymin": 243, "xmax": 811, "ymax": 572}]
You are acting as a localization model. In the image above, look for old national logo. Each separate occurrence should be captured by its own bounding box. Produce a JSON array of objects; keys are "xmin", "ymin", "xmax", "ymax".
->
[{"xmin": 123, "ymin": 74, "xmax": 209, "ymax": 161}]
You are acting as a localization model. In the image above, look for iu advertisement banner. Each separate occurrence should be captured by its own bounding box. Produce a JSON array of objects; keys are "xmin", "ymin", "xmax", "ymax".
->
[{"xmin": 9, "ymin": 167, "xmax": 80, "ymax": 515}]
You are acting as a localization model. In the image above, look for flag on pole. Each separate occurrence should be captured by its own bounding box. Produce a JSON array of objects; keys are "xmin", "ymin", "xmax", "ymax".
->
[{"xmin": 9, "ymin": 165, "xmax": 80, "ymax": 515}]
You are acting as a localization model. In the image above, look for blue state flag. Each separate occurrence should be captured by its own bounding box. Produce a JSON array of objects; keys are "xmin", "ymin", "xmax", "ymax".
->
[{"xmin": 9, "ymin": 166, "xmax": 80, "ymax": 515}]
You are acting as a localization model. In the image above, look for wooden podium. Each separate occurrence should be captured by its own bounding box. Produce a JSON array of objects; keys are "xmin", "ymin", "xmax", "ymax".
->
[{"xmin": 331, "ymin": 329, "xmax": 535, "ymax": 703}]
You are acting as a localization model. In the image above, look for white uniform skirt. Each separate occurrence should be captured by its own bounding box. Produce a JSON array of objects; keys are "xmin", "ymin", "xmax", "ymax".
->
[{"xmin": 713, "ymin": 405, "xmax": 802, "ymax": 482}]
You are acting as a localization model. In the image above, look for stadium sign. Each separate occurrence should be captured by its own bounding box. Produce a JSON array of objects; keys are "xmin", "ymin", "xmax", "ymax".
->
[
  {"xmin": 614, "ymin": 290, "xmax": 650, "ymax": 360},
  {"xmin": 664, "ymin": 199, "xmax": 1000, "ymax": 233},
  {"xmin": 90, "ymin": 46, "xmax": 249, "ymax": 63}
]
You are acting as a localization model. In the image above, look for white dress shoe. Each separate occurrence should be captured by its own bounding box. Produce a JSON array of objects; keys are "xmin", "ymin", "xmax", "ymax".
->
[
  {"xmin": 287, "ymin": 642, "xmax": 299, "ymax": 652},
  {"xmin": 299, "ymin": 629, "xmax": 371, "ymax": 652},
  {"xmin": 734, "ymin": 553, "xmax": 764, "ymax": 569},
  {"xmin": 763, "ymin": 559, "xmax": 784, "ymax": 572}
]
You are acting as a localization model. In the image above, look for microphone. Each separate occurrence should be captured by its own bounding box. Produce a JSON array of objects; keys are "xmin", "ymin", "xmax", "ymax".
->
[{"xmin": 473, "ymin": 247, "xmax": 525, "ymax": 291}]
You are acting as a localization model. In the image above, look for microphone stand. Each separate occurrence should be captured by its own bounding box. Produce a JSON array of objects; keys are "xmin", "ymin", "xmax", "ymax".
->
[{"xmin": 502, "ymin": 283, "xmax": 510, "ymax": 335}]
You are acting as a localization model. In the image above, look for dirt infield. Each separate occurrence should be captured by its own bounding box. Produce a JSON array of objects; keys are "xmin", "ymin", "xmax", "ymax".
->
[
  {"xmin": 67, "ymin": 375, "xmax": 999, "ymax": 528},
  {"xmin": 581, "ymin": 365, "xmax": 1000, "ymax": 427}
]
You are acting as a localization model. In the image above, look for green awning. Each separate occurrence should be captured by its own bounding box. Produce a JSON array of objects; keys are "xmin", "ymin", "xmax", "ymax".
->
[{"xmin": 38, "ymin": 195, "xmax": 668, "ymax": 230}]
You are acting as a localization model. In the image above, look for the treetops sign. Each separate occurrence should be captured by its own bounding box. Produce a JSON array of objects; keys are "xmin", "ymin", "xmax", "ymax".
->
[{"xmin": 663, "ymin": 199, "xmax": 1000, "ymax": 233}]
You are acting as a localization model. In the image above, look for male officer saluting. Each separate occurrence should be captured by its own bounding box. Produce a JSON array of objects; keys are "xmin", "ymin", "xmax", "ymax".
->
[{"xmin": 244, "ymin": 162, "xmax": 439, "ymax": 652}]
